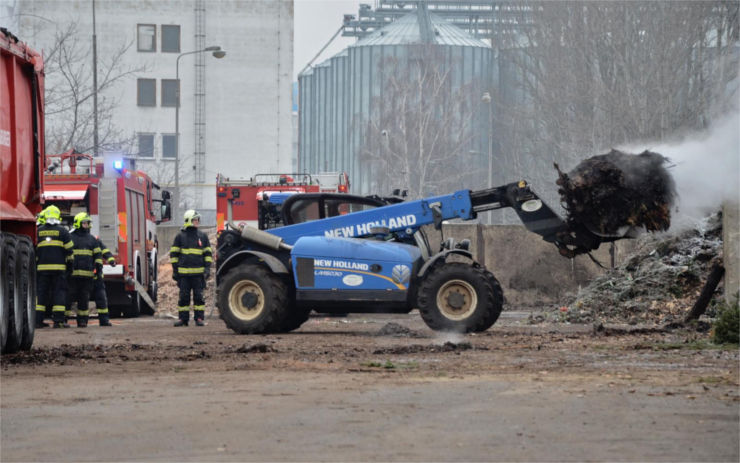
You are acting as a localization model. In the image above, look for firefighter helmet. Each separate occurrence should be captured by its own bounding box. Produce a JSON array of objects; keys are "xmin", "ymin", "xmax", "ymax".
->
[
  {"xmin": 45, "ymin": 205, "xmax": 62, "ymax": 225},
  {"xmin": 36, "ymin": 210, "xmax": 46, "ymax": 225},
  {"xmin": 73, "ymin": 212, "xmax": 92, "ymax": 229},
  {"xmin": 183, "ymin": 209, "xmax": 201, "ymax": 228}
]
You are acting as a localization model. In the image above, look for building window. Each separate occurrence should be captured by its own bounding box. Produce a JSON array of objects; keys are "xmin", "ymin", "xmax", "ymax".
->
[
  {"xmin": 162, "ymin": 134, "xmax": 178, "ymax": 159},
  {"xmin": 161, "ymin": 25, "xmax": 180, "ymax": 53},
  {"xmin": 138, "ymin": 133, "xmax": 154, "ymax": 157},
  {"xmin": 137, "ymin": 79, "xmax": 156, "ymax": 106},
  {"xmin": 161, "ymin": 79, "xmax": 179, "ymax": 107},
  {"xmin": 137, "ymin": 24, "xmax": 156, "ymax": 52}
]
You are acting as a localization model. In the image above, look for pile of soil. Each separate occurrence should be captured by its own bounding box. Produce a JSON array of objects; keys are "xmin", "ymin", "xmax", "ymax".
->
[
  {"xmin": 555, "ymin": 150, "xmax": 676, "ymax": 236},
  {"xmin": 540, "ymin": 213, "xmax": 724, "ymax": 326}
]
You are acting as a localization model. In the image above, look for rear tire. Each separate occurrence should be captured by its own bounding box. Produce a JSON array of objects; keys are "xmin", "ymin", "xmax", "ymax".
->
[
  {"xmin": 0, "ymin": 233, "xmax": 11, "ymax": 353},
  {"xmin": 276, "ymin": 279, "xmax": 310, "ymax": 332},
  {"xmin": 3, "ymin": 234, "xmax": 22, "ymax": 353},
  {"xmin": 417, "ymin": 262, "xmax": 503, "ymax": 333},
  {"xmin": 217, "ymin": 264, "xmax": 289, "ymax": 334},
  {"xmin": 17, "ymin": 237, "xmax": 35, "ymax": 350}
]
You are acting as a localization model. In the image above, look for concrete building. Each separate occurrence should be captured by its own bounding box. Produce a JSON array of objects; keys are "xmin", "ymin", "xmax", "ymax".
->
[{"xmin": 4, "ymin": 0, "xmax": 293, "ymax": 219}]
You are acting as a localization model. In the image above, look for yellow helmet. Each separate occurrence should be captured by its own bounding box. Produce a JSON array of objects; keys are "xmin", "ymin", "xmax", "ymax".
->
[
  {"xmin": 183, "ymin": 209, "xmax": 201, "ymax": 228},
  {"xmin": 73, "ymin": 212, "xmax": 92, "ymax": 229},
  {"xmin": 36, "ymin": 210, "xmax": 46, "ymax": 225},
  {"xmin": 45, "ymin": 205, "xmax": 62, "ymax": 224}
]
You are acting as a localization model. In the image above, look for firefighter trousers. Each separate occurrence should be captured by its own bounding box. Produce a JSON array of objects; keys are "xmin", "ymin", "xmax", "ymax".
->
[
  {"xmin": 37, "ymin": 271, "xmax": 68, "ymax": 324},
  {"xmin": 93, "ymin": 276, "xmax": 109, "ymax": 315},
  {"xmin": 177, "ymin": 275, "xmax": 205, "ymax": 322},
  {"xmin": 67, "ymin": 277, "xmax": 93, "ymax": 324}
]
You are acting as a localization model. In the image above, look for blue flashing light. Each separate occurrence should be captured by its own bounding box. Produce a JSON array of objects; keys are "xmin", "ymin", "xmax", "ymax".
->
[{"xmin": 113, "ymin": 160, "xmax": 123, "ymax": 171}]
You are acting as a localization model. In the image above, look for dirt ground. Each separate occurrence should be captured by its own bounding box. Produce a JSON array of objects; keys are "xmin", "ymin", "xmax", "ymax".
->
[{"xmin": 1, "ymin": 310, "xmax": 738, "ymax": 462}]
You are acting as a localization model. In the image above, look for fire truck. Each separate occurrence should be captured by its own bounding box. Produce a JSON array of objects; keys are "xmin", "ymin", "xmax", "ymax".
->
[
  {"xmin": 216, "ymin": 172, "xmax": 349, "ymax": 231},
  {"xmin": 1, "ymin": 28, "xmax": 44, "ymax": 353},
  {"xmin": 43, "ymin": 151, "xmax": 171, "ymax": 317}
]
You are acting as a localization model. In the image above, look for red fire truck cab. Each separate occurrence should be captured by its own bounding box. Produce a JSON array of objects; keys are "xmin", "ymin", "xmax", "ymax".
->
[
  {"xmin": 216, "ymin": 172, "xmax": 349, "ymax": 231},
  {"xmin": 43, "ymin": 151, "xmax": 171, "ymax": 317}
]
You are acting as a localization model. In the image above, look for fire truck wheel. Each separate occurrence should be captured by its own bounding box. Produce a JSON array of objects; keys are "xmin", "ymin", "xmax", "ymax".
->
[
  {"xmin": 148, "ymin": 257, "xmax": 158, "ymax": 303},
  {"xmin": 2, "ymin": 234, "xmax": 22, "ymax": 353},
  {"xmin": 417, "ymin": 262, "xmax": 503, "ymax": 333},
  {"xmin": 0, "ymin": 233, "xmax": 9, "ymax": 353},
  {"xmin": 17, "ymin": 237, "xmax": 35, "ymax": 350},
  {"xmin": 218, "ymin": 264, "xmax": 289, "ymax": 334},
  {"xmin": 123, "ymin": 261, "xmax": 143, "ymax": 318}
]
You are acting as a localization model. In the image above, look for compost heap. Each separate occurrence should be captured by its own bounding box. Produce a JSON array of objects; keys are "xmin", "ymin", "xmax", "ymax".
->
[
  {"xmin": 538, "ymin": 213, "xmax": 724, "ymax": 326},
  {"xmin": 555, "ymin": 149, "xmax": 676, "ymax": 236}
]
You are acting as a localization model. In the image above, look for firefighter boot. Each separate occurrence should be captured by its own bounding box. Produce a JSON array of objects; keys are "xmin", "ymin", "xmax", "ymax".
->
[
  {"xmin": 194, "ymin": 310, "xmax": 205, "ymax": 326},
  {"xmin": 99, "ymin": 314, "xmax": 112, "ymax": 327},
  {"xmin": 77, "ymin": 316, "xmax": 89, "ymax": 328},
  {"xmin": 174, "ymin": 313, "xmax": 189, "ymax": 327},
  {"xmin": 35, "ymin": 311, "xmax": 49, "ymax": 328}
]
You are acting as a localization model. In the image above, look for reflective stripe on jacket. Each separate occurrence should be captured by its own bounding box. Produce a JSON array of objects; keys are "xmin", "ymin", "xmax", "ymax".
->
[
  {"xmin": 69, "ymin": 229, "xmax": 102, "ymax": 279},
  {"xmin": 170, "ymin": 227, "xmax": 212, "ymax": 276},
  {"xmin": 95, "ymin": 237, "xmax": 116, "ymax": 265},
  {"xmin": 36, "ymin": 224, "xmax": 73, "ymax": 271}
]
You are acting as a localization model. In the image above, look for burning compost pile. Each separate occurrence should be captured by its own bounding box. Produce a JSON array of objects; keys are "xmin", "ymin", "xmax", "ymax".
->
[
  {"xmin": 538, "ymin": 213, "xmax": 724, "ymax": 326},
  {"xmin": 555, "ymin": 149, "xmax": 676, "ymax": 236}
]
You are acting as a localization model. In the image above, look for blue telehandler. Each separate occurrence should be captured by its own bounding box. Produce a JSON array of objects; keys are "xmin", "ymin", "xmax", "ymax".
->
[{"xmin": 215, "ymin": 181, "xmax": 628, "ymax": 334}]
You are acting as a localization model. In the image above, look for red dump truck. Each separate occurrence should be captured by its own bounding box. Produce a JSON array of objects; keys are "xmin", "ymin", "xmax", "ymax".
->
[
  {"xmin": 1, "ymin": 29, "xmax": 45, "ymax": 353},
  {"xmin": 43, "ymin": 152, "xmax": 171, "ymax": 317}
]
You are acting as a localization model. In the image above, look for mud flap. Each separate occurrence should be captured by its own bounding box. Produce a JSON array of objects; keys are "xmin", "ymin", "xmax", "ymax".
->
[{"xmin": 131, "ymin": 278, "xmax": 156, "ymax": 313}]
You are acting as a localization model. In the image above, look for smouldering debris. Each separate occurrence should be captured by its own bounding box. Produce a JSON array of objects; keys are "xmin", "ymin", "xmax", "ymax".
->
[{"xmin": 555, "ymin": 149, "xmax": 676, "ymax": 236}]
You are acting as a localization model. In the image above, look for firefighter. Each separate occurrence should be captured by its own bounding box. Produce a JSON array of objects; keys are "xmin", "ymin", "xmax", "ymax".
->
[
  {"xmin": 170, "ymin": 209, "xmax": 212, "ymax": 327},
  {"xmin": 92, "ymin": 235, "xmax": 116, "ymax": 326},
  {"xmin": 66, "ymin": 212, "xmax": 102, "ymax": 328},
  {"xmin": 35, "ymin": 205, "xmax": 73, "ymax": 328}
]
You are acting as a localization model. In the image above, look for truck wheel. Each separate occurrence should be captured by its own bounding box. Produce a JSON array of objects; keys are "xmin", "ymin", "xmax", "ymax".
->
[
  {"xmin": 1, "ymin": 233, "xmax": 10, "ymax": 353},
  {"xmin": 218, "ymin": 264, "xmax": 289, "ymax": 334},
  {"xmin": 276, "ymin": 280, "xmax": 310, "ymax": 332},
  {"xmin": 17, "ymin": 237, "xmax": 35, "ymax": 350},
  {"xmin": 123, "ymin": 261, "xmax": 142, "ymax": 318},
  {"xmin": 148, "ymin": 255, "xmax": 158, "ymax": 303},
  {"xmin": 417, "ymin": 262, "xmax": 503, "ymax": 333},
  {"xmin": 3, "ymin": 234, "xmax": 22, "ymax": 353}
]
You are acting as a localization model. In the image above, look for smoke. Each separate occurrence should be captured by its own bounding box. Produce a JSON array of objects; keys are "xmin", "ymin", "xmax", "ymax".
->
[{"xmin": 621, "ymin": 111, "xmax": 740, "ymax": 231}]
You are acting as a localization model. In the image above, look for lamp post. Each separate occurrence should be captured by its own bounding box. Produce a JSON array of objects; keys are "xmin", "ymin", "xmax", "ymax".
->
[
  {"xmin": 482, "ymin": 92, "xmax": 493, "ymax": 224},
  {"xmin": 174, "ymin": 45, "xmax": 226, "ymax": 220}
]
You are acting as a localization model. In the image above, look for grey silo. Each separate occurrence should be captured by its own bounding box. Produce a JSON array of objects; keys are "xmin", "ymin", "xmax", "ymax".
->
[{"xmin": 298, "ymin": 8, "xmax": 494, "ymax": 197}]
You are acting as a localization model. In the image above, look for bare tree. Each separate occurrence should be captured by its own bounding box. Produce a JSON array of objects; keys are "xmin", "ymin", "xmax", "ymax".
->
[
  {"xmin": 491, "ymin": 1, "xmax": 739, "ymax": 203},
  {"xmin": 359, "ymin": 45, "xmax": 486, "ymax": 199},
  {"xmin": 43, "ymin": 20, "xmax": 144, "ymax": 155}
]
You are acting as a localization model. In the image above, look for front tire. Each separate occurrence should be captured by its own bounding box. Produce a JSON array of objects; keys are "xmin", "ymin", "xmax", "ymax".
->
[
  {"xmin": 217, "ymin": 264, "xmax": 289, "ymax": 334},
  {"xmin": 123, "ymin": 260, "xmax": 142, "ymax": 318},
  {"xmin": 417, "ymin": 262, "xmax": 503, "ymax": 333}
]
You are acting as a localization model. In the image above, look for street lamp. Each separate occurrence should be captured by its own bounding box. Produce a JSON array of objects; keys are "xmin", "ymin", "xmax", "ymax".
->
[
  {"xmin": 174, "ymin": 45, "xmax": 226, "ymax": 220},
  {"xmin": 482, "ymin": 92, "xmax": 493, "ymax": 224}
]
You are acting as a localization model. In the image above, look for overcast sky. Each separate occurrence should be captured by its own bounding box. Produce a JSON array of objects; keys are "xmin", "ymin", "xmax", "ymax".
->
[{"xmin": 294, "ymin": 0, "xmax": 362, "ymax": 80}]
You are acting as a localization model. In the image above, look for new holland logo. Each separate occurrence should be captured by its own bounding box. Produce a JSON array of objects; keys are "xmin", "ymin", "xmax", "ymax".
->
[{"xmin": 391, "ymin": 265, "xmax": 411, "ymax": 284}]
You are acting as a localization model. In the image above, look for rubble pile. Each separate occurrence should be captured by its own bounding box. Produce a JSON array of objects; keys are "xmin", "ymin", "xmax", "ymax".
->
[
  {"xmin": 547, "ymin": 213, "xmax": 724, "ymax": 326},
  {"xmin": 556, "ymin": 150, "xmax": 676, "ymax": 236}
]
